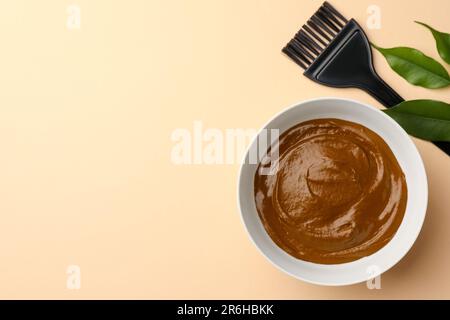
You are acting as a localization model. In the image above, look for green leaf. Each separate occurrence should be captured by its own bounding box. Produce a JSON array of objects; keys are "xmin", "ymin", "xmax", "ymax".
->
[
  {"xmin": 383, "ymin": 100, "xmax": 450, "ymax": 141},
  {"xmin": 372, "ymin": 43, "xmax": 450, "ymax": 88},
  {"xmin": 416, "ymin": 21, "xmax": 450, "ymax": 65}
]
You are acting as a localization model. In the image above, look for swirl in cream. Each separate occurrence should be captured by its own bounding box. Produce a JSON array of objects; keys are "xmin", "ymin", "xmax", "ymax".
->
[{"xmin": 254, "ymin": 118, "xmax": 407, "ymax": 264}]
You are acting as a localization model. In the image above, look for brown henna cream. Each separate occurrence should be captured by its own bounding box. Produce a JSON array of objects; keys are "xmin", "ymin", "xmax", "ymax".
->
[{"xmin": 254, "ymin": 118, "xmax": 407, "ymax": 264}]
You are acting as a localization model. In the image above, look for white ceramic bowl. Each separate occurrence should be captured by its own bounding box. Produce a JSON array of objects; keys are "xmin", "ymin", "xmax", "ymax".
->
[{"xmin": 237, "ymin": 97, "xmax": 428, "ymax": 286}]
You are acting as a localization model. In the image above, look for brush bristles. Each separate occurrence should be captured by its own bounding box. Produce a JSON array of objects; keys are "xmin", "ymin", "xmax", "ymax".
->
[{"xmin": 283, "ymin": 1, "xmax": 348, "ymax": 70}]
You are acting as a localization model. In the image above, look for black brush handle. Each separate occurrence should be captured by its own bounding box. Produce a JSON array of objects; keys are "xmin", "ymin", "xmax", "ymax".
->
[
  {"xmin": 363, "ymin": 73, "xmax": 450, "ymax": 156},
  {"xmin": 360, "ymin": 73, "xmax": 403, "ymax": 106}
]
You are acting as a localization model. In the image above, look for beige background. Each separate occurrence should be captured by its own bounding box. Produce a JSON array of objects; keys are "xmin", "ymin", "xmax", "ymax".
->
[{"xmin": 0, "ymin": 0, "xmax": 449, "ymax": 299}]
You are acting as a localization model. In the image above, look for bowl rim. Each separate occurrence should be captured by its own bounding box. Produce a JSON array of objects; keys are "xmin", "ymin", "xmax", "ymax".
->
[{"xmin": 237, "ymin": 96, "xmax": 428, "ymax": 286}]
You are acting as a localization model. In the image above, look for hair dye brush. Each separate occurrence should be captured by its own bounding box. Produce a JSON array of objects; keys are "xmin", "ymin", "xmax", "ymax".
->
[{"xmin": 282, "ymin": 1, "xmax": 450, "ymax": 156}]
